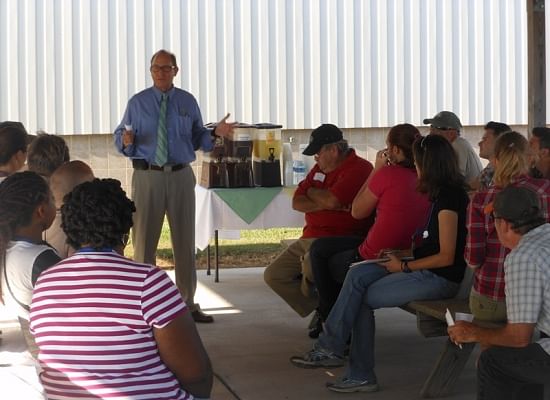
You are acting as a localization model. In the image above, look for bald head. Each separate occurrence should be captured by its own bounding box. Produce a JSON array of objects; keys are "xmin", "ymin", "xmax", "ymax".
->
[{"xmin": 50, "ymin": 160, "xmax": 94, "ymax": 208}]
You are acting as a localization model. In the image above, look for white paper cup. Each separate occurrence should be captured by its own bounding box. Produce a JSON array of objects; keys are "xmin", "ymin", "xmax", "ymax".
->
[{"xmin": 455, "ymin": 312, "xmax": 474, "ymax": 322}]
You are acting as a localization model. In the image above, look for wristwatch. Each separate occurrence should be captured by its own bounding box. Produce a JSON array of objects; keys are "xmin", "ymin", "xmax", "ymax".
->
[{"xmin": 401, "ymin": 261, "xmax": 412, "ymax": 273}]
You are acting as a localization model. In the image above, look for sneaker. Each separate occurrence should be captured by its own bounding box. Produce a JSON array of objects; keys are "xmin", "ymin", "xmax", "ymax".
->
[
  {"xmin": 290, "ymin": 347, "xmax": 344, "ymax": 369},
  {"xmin": 326, "ymin": 376, "xmax": 379, "ymax": 393}
]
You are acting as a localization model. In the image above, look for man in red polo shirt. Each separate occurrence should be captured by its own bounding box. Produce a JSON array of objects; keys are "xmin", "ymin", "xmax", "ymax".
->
[{"xmin": 264, "ymin": 124, "xmax": 373, "ymax": 319}]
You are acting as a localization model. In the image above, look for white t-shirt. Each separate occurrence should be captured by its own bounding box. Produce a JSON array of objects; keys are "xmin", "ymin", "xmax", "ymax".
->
[{"xmin": 2, "ymin": 239, "xmax": 60, "ymax": 320}]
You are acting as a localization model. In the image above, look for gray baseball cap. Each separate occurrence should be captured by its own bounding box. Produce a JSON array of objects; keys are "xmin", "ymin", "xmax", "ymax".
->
[{"xmin": 423, "ymin": 111, "xmax": 463, "ymax": 130}]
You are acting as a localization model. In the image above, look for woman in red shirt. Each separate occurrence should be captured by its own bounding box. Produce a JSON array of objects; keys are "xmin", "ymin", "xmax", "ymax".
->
[{"xmin": 308, "ymin": 124, "xmax": 430, "ymax": 334}]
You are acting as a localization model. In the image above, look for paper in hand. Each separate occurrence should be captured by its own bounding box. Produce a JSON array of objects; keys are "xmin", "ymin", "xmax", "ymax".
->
[
  {"xmin": 445, "ymin": 308, "xmax": 455, "ymax": 326},
  {"xmin": 445, "ymin": 308, "xmax": 462, "ymax": 349}
]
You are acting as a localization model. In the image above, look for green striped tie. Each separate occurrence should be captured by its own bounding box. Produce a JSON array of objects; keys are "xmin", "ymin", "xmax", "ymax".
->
[{"xmin": 154, "ymin": 93, "xmax": 168, "ymax": 166}]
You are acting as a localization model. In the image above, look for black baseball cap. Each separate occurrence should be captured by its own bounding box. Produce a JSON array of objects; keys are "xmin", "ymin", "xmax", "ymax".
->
[
  {"xmin": 493, "ymin": 186, "xmax": 545, "ymax": 228},
  {"xmin": 302, "ymin": 124, "xmax": 344, "ymax": 156}
]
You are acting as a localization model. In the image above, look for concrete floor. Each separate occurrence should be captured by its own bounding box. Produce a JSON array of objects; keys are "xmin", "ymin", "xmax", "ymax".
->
[
  {"xmin": 2, "ymin": 267, "xmax": 547, "ymax": 399},
  {"xmin": 194, "ymin": 268, "xmax": 480, "ymax": 400}
]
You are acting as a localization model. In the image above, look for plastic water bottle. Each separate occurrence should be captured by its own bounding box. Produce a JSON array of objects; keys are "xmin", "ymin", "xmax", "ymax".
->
[
  {"xmin": 282, "ymin": 142, "xmax": 294, "ymax": 186},
  {"xmin": 292, "ymin": 160, "xmax": 306, "ymax": 185}
]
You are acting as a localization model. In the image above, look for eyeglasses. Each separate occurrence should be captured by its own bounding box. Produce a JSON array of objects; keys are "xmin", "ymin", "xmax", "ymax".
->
[
  {"xmin": 430, "ymin": 126, "xmax": 454, "ymax": 132},
  {"xmin": 150, "ymin": 65, "xmax": 176, "ymax": 73}
]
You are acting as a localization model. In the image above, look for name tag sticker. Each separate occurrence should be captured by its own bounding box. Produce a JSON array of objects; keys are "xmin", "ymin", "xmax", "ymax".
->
[{"xmin": 313, "ymin": 172, "xmax": 325, "ymax": 182}]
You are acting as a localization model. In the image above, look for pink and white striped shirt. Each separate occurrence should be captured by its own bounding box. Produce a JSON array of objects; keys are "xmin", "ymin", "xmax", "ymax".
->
[{"xmin": 30, "ymin": 250, "xmax": 191, "ymax": 400}]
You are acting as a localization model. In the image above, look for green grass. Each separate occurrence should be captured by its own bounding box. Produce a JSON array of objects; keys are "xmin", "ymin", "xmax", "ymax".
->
[{"xmin": 125, "ymin": 223, "xmax": 302, "ymax": 268}]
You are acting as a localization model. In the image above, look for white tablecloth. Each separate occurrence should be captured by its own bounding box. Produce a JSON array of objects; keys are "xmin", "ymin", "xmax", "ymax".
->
[{"xmin": 195, "ymin": 185, "xmax": 304, "ymax": 250}]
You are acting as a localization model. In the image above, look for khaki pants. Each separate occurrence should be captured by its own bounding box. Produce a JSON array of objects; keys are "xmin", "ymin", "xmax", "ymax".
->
[
  {"xmin": 131, "ymin": 167, "xmax": 198, "ymax": 310},
  {"xmin": 469, "ymin": 290, "xmax": 507, "ymax": 323},
  {"xmin": 264, "ymin": 238, "xmax": 318, "ymax": 317}
]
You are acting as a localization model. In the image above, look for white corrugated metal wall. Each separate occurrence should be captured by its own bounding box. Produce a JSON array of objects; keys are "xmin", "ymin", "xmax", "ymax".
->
[{"xmin": 0, "ymin": 0, "xmax": 541, "ymax": 134}]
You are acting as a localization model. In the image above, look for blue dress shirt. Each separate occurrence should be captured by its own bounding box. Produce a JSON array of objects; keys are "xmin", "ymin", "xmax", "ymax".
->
[{"xmin": 114, "ymin": 86, "xmax": 214, "ymax": 164}]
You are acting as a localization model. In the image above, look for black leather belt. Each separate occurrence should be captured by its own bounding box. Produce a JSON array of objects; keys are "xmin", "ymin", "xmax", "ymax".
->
[{"xmin": 132, "ymin": 159, "xmax": 187, "ymax": 172}]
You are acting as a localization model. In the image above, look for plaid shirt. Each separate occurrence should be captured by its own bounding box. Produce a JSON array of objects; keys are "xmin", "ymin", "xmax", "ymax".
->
[
  {"xmin": 466, "ymin": 175, "xmax": 550, "ymax": 300},
  {"xmin": 505, "ymin": 223, "xmax": 550, "ymax": 354},
  {"xmin": 478, "ymin": 164, "xmax": 494, "ymax": 191}
]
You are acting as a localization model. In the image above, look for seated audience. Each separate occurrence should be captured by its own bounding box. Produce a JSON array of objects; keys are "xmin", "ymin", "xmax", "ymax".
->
[
  {"xmin": 467, "ymin": 131, "xmax": 550, "ymax": 323},
  {"xmin": 529, "ymin": 126, "xmax": 550, "ymax": 179},
  {"xmin": 424, "ymin": 111, "xmax": 483, "ymax": 184},
  {"xmin": 0, "ymin": 171, "xmax": 60, "ymax": 357},
  {"xmin": 43, "ymin": 160, "xmax": 95, "ymax": 258},
  {"xmin": 264, "ymin": 124, "xmax": 373, "ymax": 321},
  {"xmin": 27, "ymin": 131, "xmax": 70, "ymax": 179},
  {"xmin": 291, "ymin": 134, "xmax": 469, "ymax": 394},
  {"xmin": 30, "ymin": 178, "xmax": 213, "ymax": 400},
  {"xmin": 449, "ymin": 186, "xmax": 550, "ymax": 400},
  {"xmin": 307, "ymin": 124, "xmax": 430, "ymax": 334},
  {"xmin": 0, "ymin": 121, "xmax": 29, "ymax": 181},
  {"xmin": 472, "ymin": 121, "xmax": 511, "ymax": 190}
]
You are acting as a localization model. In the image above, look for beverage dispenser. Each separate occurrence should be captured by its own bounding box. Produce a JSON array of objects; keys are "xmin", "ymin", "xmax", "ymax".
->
[
  {"xmin": 252, "ymin": 123, "xmax": 283, "ymax": 187},
  {"xmin": 200, "ymin": 123, "xmax": 254, "ymax": 188},
  {"xmin": 200, "ymin": 134, "xmax": 229, "ymax": 188},
  {"xmin": 225, "ymin": 125, "xmax": 254, "ymax": 187}
]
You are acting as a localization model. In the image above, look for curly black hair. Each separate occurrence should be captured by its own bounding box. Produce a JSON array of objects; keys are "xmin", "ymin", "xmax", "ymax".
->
[
  {"xmin": 0, "ymin": 171, "xmax": 50, "ymax": 256},
  {"xmin": 61, "ymin": 178, "xmax": 135, "ymax": 250}
]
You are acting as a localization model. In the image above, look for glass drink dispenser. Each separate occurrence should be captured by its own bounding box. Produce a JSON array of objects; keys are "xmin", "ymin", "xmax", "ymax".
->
[
  {"xmin": 225, "ymin": 125, "xmax": 254, "ymax": 187},
  {"xmin": 199, "ymin": 123, "xmax": 254, "ymax": 188},
  {"xmin": 200, "ymin": 134, "xmax": 229, "ymax": 188},
  {"xmin": 252, "ymin": 123, "xmax": 283, "ymax": 187}
]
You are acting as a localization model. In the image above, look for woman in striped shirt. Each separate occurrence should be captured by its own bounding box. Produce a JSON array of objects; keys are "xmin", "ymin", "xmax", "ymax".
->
[{"xmin": 30, "ymin": 178, "xmax": 212, "ymax": 400}]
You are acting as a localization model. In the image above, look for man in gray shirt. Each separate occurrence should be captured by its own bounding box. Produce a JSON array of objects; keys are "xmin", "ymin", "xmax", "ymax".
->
[{"xmin": 424, "ymin": 111, "xmax": 483, "ymax": 185}]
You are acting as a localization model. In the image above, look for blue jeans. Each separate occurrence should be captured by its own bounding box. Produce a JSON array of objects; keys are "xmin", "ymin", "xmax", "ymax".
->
[{"xmin": 317, "ymin": 264, "xmax": 459, "ymax": 382}]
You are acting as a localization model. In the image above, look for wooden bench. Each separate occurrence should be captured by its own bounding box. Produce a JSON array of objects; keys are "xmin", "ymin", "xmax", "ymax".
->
[{"xmin": 400, "ymin": 268, "xmax": 504, "ymax": 398}]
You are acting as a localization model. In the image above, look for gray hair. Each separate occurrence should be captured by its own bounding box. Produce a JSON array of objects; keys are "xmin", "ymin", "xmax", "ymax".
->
[{"xmin": 333, "ymin": 140, "xmax": 349, "ymax": 154}]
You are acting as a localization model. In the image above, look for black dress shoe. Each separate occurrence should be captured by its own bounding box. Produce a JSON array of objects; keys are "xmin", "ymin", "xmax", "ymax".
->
[{"xmin": 192, "ymin": 310, "xmax": 214, "ymax": 323}]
